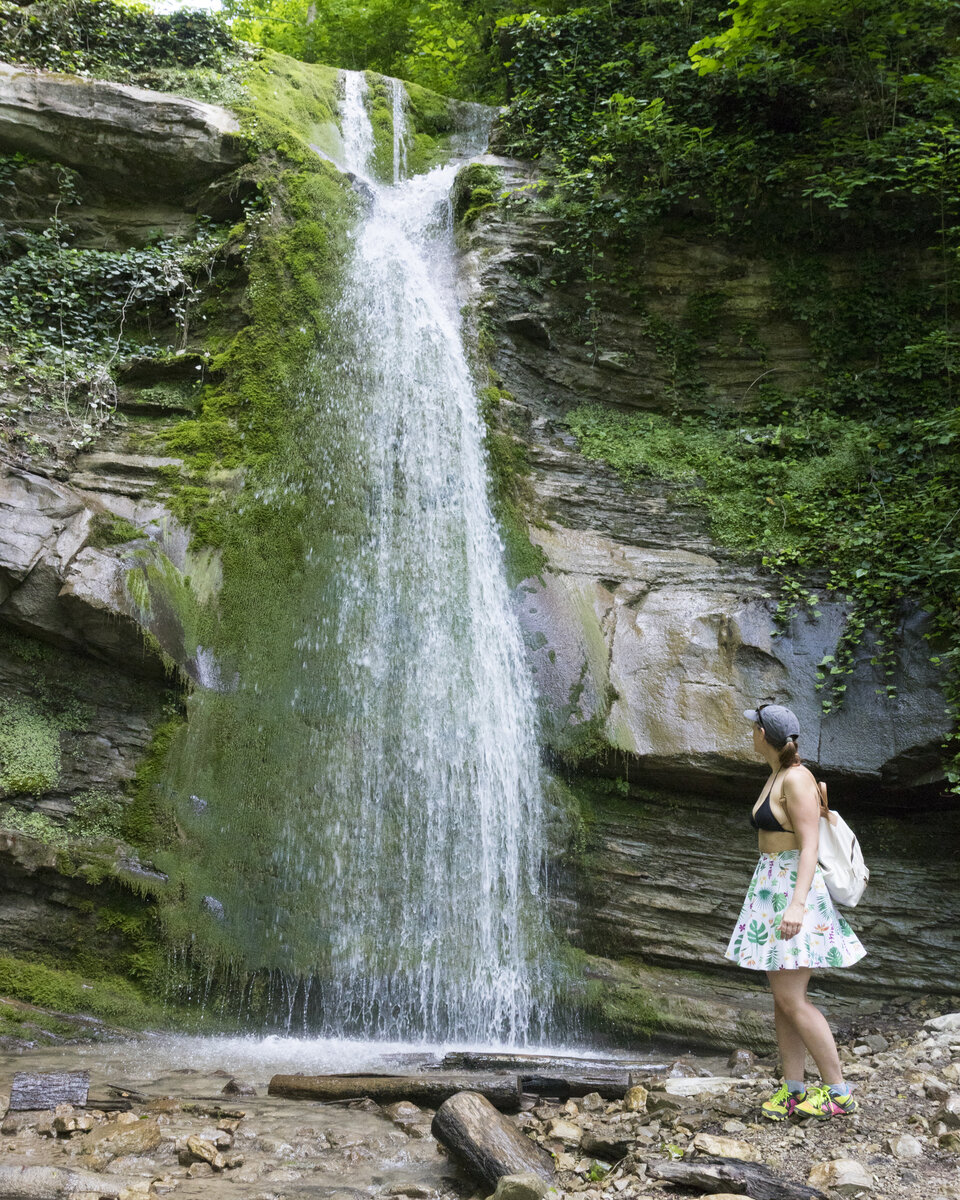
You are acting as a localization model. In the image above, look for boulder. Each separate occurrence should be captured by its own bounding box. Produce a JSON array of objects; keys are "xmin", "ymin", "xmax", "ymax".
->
[
  {"xmin": 807, "ymin": 1159, "xmax": 873, "ymax": 1195},
  {"xmin": 0, "ymin": 463, "xmax": 218, "ymax": 680},
  {"xmin": 180, "ymin": 1134, "xmax": 226, "ymax": 1170},
  {"xmin": 519, "ymin": 524, "xmax": 948, "ymax": 791},
  {"xmin": 0, "ymin": 63, "xmax": 243, "ymax": 198}
]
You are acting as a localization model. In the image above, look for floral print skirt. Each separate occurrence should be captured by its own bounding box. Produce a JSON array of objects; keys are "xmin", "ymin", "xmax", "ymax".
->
[{"xmin": 725, "ymin": 851, "xmax": 866, "ymax": 971}]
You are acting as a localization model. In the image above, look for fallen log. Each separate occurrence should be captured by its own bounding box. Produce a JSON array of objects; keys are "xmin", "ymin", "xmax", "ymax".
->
[
  {"xmin": 519, "ymin": 1073, "xmax": 630, "ymax": 1100},
  {"xmin": 442, "ymin": 1050, "xmax": 666, "ymax": 1075},
  {"xmin": 267, "ymin": 1073, "xmax": 522, "ymax": 1111},
  {"xmin": 646, "ymin": 1156, "xmax": 827, "ymax": 1200},
  {"xmin": 9, "ymin": 1071, "xmax": 89, "ymax": 1112},
  {"xmin": 431, "ymin": 1090, "xmax": 554, "ymax": 1191}
]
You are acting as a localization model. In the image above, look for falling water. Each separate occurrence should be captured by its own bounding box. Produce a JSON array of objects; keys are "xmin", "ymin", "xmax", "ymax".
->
[{"xmin": 162, "ymin": 71, "xmax": 553, "ymax": 1046}]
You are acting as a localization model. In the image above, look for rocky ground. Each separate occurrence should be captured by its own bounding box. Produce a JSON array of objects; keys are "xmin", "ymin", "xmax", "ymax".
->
[
  {"xmin": 519, "ymin": 1009, "xmax": 960, "ymax": 1200},
  {"xmin": 0, "ymin": 1007, "xmax": 958, "ymax": 1199}
]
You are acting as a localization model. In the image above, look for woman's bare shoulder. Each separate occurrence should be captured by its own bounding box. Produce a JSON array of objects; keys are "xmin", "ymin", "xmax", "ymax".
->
[{"xmin": 782, "ymin": 763, "xmax": 820, "ymax": 799}]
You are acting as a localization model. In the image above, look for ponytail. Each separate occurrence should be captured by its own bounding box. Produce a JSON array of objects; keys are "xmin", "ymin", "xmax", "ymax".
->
[{"xmin": 778, "ymin": 737, "xmax": 801, "ymax": 769}]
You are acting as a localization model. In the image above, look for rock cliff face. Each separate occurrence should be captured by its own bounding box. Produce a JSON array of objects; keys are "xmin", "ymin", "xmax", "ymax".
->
[
  {"xmin": 0, "ymin": 67, "xmax": 245, "ymax": 988},
  {"xmin": 0, "ymin": 64, "xmax": 243, "ymax": 196},
  {"xmin": 464, "ymin": 158, "xmax": 950, "ymax": 793}
]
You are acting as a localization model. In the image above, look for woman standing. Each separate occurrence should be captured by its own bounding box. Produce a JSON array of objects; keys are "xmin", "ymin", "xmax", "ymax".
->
[{"xmin": 726, "ymin": 703, "xmax": 865, "ymax": 1121}]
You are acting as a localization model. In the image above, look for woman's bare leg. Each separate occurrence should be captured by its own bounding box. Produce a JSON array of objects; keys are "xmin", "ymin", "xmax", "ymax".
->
[{"xmin": 767, "ymin": 968, "xmax": 843, "ymax": 1085}]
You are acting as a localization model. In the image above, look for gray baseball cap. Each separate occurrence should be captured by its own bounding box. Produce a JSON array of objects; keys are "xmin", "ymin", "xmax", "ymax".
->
[{"xmin": 744, "ymin": 704, "xmax": 800, "ymax": 749}]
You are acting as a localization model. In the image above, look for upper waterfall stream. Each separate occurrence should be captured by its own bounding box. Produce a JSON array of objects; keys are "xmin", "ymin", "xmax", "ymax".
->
[{"xmin": 160, "ymin": 71, "xmax": 554, "ymax": 1046}]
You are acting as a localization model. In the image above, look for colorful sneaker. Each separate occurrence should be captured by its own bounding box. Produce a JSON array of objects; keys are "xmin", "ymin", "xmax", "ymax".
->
[
  {"xmin": 794, "ymin": 1085, "xmax": 859, "ymax": 1119},
  {"xmin": 761, "ymin": 1083, "xmax": 806, "ymax": 1121}
]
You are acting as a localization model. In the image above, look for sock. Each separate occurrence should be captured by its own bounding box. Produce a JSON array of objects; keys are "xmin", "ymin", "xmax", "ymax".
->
[
  {"xmin": 786, "ymin": 1079, "xmax": 805, "ymax": 1095},
  {"xmin": 828, "ymin": 1082, "xmax": 851, "ymax": 1096}
]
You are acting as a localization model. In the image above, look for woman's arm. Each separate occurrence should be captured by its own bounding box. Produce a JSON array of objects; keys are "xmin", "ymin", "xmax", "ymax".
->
[{"xmin": 778, "ymin": 768, "xmax": 822, "ymax": 940}]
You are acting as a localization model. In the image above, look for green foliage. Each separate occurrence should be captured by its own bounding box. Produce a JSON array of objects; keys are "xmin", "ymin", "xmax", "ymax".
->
[
  {"xmin": 495, "ymin": 0, "xmax": 960, "ymax": 774},
  {"xmin": 0, "ymin": 217, "xmax": 230, "ymax": 371},
  {"xmin": 0, "ymin": 155, "xmax": 234, "ymax": 450},
  {"xmin": 222, "ymin": 0, "xmax": 497, "ymax": 99},
  {"xmin": 0, "ymin": 0, "xmax": 238, "ymax": 76},
  {"xmin": 0, "ymin": 804, "xmax": 68, "ymax": 846},
  {"xmin": 496, "ymin": 0, "xmax": 960, "ymax": 258}
]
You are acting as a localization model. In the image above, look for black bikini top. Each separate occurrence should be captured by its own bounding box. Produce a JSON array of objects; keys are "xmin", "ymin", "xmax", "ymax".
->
[{"xmin": 750, "ymin": 770, "xmax": 795, "ymax": 834}]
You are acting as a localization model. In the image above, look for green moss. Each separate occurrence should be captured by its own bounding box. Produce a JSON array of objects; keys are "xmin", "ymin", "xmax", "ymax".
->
[
  {"xmin": 403, "ymin": 79, "xmax": 458, "ymax": 175},
  {"xmin": 88, "ymin": 512, "xmax": 143, "ymax": 549},
  {"xmin": 161, "ymin": 55, "xmax": 358, "ymax": 548},
  {"xmin": 122, "ymin": 715, "xmax": 186, "ymax": 853},
  {"xmin": 0, "ymin": 701, "xmax": 61, "ymax": 795},
  {"xmin": 0, "ymin": 953, "xmax": 165, "ymax": 1028},
  {"xmin": 365, "ymin": 70, "xmax": 397, "ymax": 183},
  {"xmin": 72, "ymin": 789, "xmax": 125, "ymax": 840},
  {"xmin": 549, "ymin": 712, "xmax": 615, "ymax": 770},
  {"xmin": 0, "ymin": 998, "xmax": 93, "ymax": 1045},
  {"xmin": 451, "ymin": 162, "xmax": 502, "ymax": 227},
  {"xmin": 481, "ymin": 387, "xmax": 548, "ymax": 588}
]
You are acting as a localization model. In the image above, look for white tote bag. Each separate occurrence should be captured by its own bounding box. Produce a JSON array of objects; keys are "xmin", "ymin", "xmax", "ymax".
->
[{"xmin": 817, "ymin": 781, "xmax": 869, "ymax": 907}]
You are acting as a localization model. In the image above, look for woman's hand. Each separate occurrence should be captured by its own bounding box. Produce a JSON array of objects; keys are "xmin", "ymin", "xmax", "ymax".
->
[{"xmin": 779, "ymin": 901, "xmax": 805, "ymax": 940}]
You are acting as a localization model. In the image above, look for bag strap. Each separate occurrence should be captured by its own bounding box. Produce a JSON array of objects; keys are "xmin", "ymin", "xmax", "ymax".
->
[{"xmin": 817, "ymin": 779, "xmax": 830, "ymax": 816}]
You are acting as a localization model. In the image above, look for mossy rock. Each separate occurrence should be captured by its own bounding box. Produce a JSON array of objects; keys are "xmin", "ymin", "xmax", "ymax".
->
[{"xmin": 452, "ymin": 162, "xmax": 503, "ymax": 227}]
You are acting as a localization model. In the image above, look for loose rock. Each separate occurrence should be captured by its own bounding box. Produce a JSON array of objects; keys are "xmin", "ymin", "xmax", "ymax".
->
[
  {"xmin": 807, "ymin": 1158, "xmax": 874, "ymax": 1195},
  {"xmin": 485, "ymin": 1172, "xmax": 551, "ymax": 1200},
  {"xmin": 885, "ymin": 1133, "xmax": 923, "ymax": 1158},
  {"xmin": 693, "ymin": 1133, "xmax": 763, "ymax": 1163},
  {"xmin": 544, "ymin": 1118, "xmax": 583, "ymax": 1145}
]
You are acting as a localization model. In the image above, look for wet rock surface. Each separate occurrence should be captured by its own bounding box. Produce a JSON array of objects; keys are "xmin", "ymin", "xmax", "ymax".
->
[{"xmin": 2, "ymin": 1008, "xmax": 959, "ymax": 1199}]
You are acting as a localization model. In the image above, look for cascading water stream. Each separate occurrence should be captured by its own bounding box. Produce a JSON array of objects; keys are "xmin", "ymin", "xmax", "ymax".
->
[
  {"xmin": 289, "ymin": 72, "xmax": 550, "ymax": 1043},
  {"xmin": 161, "ymin": 71, "xmax": 554, "ymax": 1046}
]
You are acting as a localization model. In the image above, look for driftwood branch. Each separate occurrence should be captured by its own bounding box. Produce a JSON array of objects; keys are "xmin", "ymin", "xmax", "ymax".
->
[
  {"xmin": 431, "ymin": 1091, "xmax": 555, "ymax": 1190},
  {"xmin": 646, "ymin": 1156, "xmax": 827, "ymax": 1200},
  {"xmin": 267, "ymin": 1074, "xmax": 522, "ymax": 1111}
]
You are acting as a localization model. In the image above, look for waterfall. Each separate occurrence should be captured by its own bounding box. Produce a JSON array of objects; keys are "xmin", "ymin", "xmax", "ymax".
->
[
  {"xmin": 162, "ymin": 70, "xmax": 554, "ymax": 1046},
  {"xmin": 285, "ymin": 71, "xmax": 551, "ymax": 1044}
]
